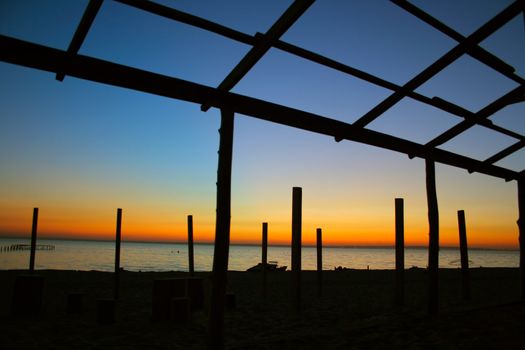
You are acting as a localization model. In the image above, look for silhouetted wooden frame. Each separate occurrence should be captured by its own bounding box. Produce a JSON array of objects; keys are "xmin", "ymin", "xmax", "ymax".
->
[{"xmin": 1, "ymin": 1, "xmax": 524, "ymax": 349}]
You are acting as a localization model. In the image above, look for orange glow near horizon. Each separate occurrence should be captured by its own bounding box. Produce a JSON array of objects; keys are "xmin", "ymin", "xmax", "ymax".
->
[
  {"xmin": 0, "ymin": 212, "xmax": 519, "ymax": 250},
  {"xmin": 0, "ymin": 173, "xmax": 520, "ymax": 250}
]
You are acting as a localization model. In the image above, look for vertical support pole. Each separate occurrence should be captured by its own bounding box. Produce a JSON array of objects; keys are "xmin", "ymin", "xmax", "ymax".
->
[
  {"xmin": 457, "ymin": 210, "xmax": 470, "ymax": 300},
  {"xmin": 29, "ymin": 207, "xmax": 39, "ymax": 273},
  {"xmin": 425, "ymin": 159, "xmax": 439, "ymax": 315},
  {"xmin": 395, "ymin": 198, "xmax": 404, "ymax": 306},
  {"xmin": 518, "ymin": 178, "xmax": 525, "ymax": 300},
  {"xmin": 316, "ymin": 228, "xmax": 323, "ymax": 298},
  {"xmin": 188, "ymin": 215, "xmax": 195, "ymax": 276},
  {"xmin": 291, "ymin": 187, "xmax": 302, "ymax": 313},
  {"xmin": 114, "ymin": 208, "xmax": 122, "ymax": 300},
  {"xmin": 208, "ymin": 109, "xmax": 234, "ymax": 350},
  {"xmin": 262, "ymin": 222, "xmax": 268, "ymax": 298}
]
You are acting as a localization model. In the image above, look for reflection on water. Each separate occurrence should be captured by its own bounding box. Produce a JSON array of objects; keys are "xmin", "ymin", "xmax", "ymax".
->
[{"xmin": 0, "ymin": 237, "xmax": 519, "ymax": 272}]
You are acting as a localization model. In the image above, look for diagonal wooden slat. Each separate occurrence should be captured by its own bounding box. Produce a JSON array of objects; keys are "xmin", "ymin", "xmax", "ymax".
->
[
  {"xmin": 117, "ymin": 0, "xmax": 523, "ymax": 145},
  {"xmin": 391, "ymin": 0, "xmax": 525, "ymax": 85},
  {"xmin": 484, "ymin": 140, "xmax": 525, "ymax": 165},
  {"xmin": 427, "ymin": 86, "xmax": 525, "ymax": 148},
  {"xmin": 352, "ymin": 0, "xmax": 523, "ymax": 128},
  {"xmin": 115, "ymin": 0, "xmax": 255, "ymax": 46},
  {"xmin": 200, "ymin": 0, "xmax": 315, "ymax": 111},
  {"xmin": 56, "ymin": 0, "xmax": 103, "ymax": 81}
]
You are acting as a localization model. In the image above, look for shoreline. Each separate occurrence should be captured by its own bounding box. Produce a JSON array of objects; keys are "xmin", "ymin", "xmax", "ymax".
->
[{"xmin": 1, "ymin": 268, "xmax": 524, "ymax": 349}]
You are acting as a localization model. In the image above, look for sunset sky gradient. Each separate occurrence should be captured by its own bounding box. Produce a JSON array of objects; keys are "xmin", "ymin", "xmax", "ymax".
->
[{"xmin": 1, "ymin": 0, "xmax": 524, "ymax": 248}]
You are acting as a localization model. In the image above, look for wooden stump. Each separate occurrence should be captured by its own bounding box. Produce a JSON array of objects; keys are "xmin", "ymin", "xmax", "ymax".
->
[
  {"xmin": 152, "ymin": 278, "xmax": 188, "ymax": 322},
  {"xmin": 67, "ymin": 292, "xmax": 85, "ymax": 314},
  {"xmin": 11, "ymin": 274, "xmax": 44, "ymax": 316},
  {"xmin": 171, "ymin": 297, "xmax": 190, "ymax": 324},
  {"xmin": 96, "ymin": 299, "xmax": 115, "ymax": 324},
  {"xmin": 225, "ymin": 292, "xmax": 236, "ymax": 309},
  {"xmin": 187, "ymin": 277, "xmax": 205, "ymax": 310}
]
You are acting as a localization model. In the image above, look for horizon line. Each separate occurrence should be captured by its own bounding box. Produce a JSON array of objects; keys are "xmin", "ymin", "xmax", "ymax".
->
[{"xmin": 0, "ymin": 235, "xmax": 519, "ymax": 251}]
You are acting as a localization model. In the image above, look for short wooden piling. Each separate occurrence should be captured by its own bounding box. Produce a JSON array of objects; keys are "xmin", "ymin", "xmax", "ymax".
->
[
  {"xmin": 152, "ymin": 278, "xmax": 188, "ymax": 321},
  {"xmin": 29, "ymin": 207, "xmax": 39, "ymax": 272},
  {"xmin": 457, "ymin": 210, "xmax": 471, "ymax": 300},
  {"xmin": 517, "ymin": 178, "xmax": 525, "ymax": 300},
  {"xmin": 262, "ymin": 222, "xmax": 268, "ymax": 298},
  {"xmin": 114, "ymin": 208, "xmax": 122, "ymax": 300},
  {"xmin": 316, "ymin": 228, "xmax": 323, "ymax": 297},
  {"xmin": 11, "ymin": 274, "xmax": 44, "ymax": 316},
  {"xmin": 426, "ymin": 159, "xmax": 440, "ymax": 315},
  {"xmin": 188, "ymin": 215, "xmax": 195, "ymax": 276},
  {"xmin": 171, "ymin": 297, "xmax": 190, "ymax": 323},
  {"xmin": 67, "ymin": 292, "xmax": 85, "ymax": 314},
  {"xmin": 97, "ymin": 298, "xmax": 115, "ymax": 324},
  {"xmin": 395, "ymin": 198, "xmax": 404, "ymax": 306},
  {"xmin": 187, "ymin": 277, "xmax": 205, "ymax": 310},
  {"xmin": 291, "ymin": 187, "xmax": 302, "ymax": 313}
]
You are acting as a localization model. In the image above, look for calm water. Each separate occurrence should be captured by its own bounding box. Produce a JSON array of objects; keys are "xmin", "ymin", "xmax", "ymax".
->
[{"xmin": 0, "ymin": 238, "xmax": 519, "ymax": 272}]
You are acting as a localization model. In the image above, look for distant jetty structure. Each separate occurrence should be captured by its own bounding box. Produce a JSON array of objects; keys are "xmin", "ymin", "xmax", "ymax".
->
[{"xmin": 1, "ymin": 244, "xmax": 55, "ymax": 252}]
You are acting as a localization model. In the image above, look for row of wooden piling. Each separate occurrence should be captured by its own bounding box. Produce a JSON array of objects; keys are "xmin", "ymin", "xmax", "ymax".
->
[
  {"xmin": 21, "ymin": 197, "xmax": 473, "ymax": 313},
  {"xmin": 284, "ymin": 184, "xmax": 473, "ymax": 313}
]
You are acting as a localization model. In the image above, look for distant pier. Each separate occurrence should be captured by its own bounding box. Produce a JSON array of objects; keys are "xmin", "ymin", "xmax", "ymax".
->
[{"xmin": 1, "ymin": 244, "xmax": 55, "ymax": 252}]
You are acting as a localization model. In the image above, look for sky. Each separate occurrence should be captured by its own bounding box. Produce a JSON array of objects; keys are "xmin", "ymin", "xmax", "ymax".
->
[{"xmin": 0, "ymin": 0, "xmax": 524, "ymax": 248}]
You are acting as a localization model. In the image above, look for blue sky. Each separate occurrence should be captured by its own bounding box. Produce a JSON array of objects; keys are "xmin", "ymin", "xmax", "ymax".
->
[{"xmin": 0, "ymin": 0, "xmax": 524, "ymax": 247}]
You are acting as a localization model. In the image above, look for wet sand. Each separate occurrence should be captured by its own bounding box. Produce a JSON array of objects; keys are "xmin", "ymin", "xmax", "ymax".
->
[{"xmin": 0, "ymin": 268, "xmax": 523, "ymax": 349}]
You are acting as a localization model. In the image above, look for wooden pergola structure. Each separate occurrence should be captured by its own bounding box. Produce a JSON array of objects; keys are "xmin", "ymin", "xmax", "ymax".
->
[{"xmin": 1, "ymin": 0, "xmax": 524, "ymax": 348}]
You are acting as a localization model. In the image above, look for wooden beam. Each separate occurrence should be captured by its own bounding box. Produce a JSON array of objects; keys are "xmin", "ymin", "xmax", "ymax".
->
[
  {"xmin": 353, "ymin": 1, "xmax": 523, "ymax": 128},
  {"xmin": 0, "ymin": 35, "xmax": 520, "ymax": 180},
  {"xmin": 201, "ymin": 0, "xmax": 314, "ymax": 111},
  {"xmin": 391, "ymin": 0, "xmax": 524, "ymax": 85},
  {"xmin": 484, "ymin": 140, "xmax": 525, "ymax": 165},
  {"xmin": 56, "ymin": 0, "xmax": 103, "ymax": 81},
  {"xmin": 426, "ymin": 160, "xmax": 439, "ymax": 315},
  {"xmin": 426, "ymin": 86, "xmax": 525, "ymax": 148},
  {"xmin": 208, "ymin": 109, "xmax": 235, "ymax": 350},
  {"xmin": 115, "ymin": 0, "xmax": 523, "ymax": 141},
  {"xmin": 115, "ymin": 0, "xmax": 255, "ymax": 46}
]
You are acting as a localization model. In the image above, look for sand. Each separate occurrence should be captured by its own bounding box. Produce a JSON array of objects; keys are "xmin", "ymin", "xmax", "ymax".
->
[{"xmin": 0, "ymin": 268, "xmax": 524, "ymax": 349}]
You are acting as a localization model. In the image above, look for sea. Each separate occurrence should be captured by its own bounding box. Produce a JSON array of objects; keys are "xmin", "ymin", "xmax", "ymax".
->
[{"xmin": 0, "ymin": 237, "xmax": 520, "ymax": 272}]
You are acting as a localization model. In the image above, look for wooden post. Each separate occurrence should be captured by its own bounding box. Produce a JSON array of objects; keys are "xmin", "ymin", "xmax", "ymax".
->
[
  {"xmin": 208, "ymin": 109, "xmax": 234, "ymax": 350},
  {"xmin": 316, "ymin": 228, "xmax": 322, "ymax": 297},
  {"xmin": 114, "ymin": 208, "xmax": 122, "ymax": 300},
  {"xmin": 395, "ymin": 198, "xmax": 404, "ymax": 306},
  {"xmin": 188, "ymin": 215, "xmax": 195, "ymax": 276},
  {"xmin": 29, "ymin": 207, "xmax": 39, "ymax": 272},
  {"xmin": 291, "ymin": 187, "xmax": 302, "ymax": 313},
  {"xmin": 518, "ymin": 178, "xmax": 525, "ymax": 300},
  {"xmin": 457, "ymin": 210, "xmax": 470, "ymax": 300},
  {"xmin": 262, "ymin": 222, "xmax": 268, "ymax": 298},
  {"xmin": 425, "ymin": 159, "xmax": 439, "ymax": 315}
]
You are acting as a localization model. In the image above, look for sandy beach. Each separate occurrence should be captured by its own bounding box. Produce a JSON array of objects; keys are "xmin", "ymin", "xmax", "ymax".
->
[{"xmin": 1, "ymin": 268, "xmax": 524, "ymax": 349}]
